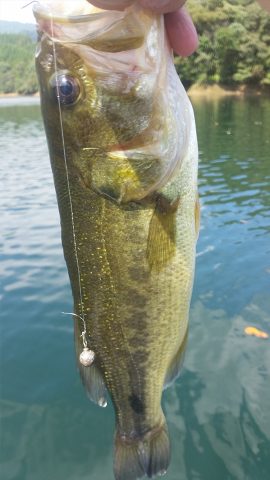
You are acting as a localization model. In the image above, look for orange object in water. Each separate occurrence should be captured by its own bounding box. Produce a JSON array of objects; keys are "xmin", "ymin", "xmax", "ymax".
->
[{"xmin": 244, "ymin": 326, "xmax": 269, "ymax": 339}]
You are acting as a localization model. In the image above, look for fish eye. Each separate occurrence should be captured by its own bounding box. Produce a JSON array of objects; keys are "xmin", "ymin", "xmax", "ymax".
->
[{"xmin": 50, "ymin": 73, "xmax": 80, "ymax": 106}]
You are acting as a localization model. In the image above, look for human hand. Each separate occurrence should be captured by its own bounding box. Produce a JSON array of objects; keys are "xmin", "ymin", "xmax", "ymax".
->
[
  {"xmin": 256, "ymin": 0, "xmax": 270, "ymax": 12},
  {"xmin": 88, "ymin": 1, "xmax": 198, "ymax": 57},
  {"xmin": 87, "ymin": 0, "xmax": 269, "ymax": 57}
]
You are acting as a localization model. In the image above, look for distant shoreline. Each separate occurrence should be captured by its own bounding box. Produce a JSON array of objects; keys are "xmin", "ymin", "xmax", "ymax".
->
[
  {"xmin": 0, "ymin": 92, "xmax": 40, "ymax": 99},
  {"xmin": 187, "ymin": 84, "xmax": 270, "ymax": 98},
  {"xmin": 1, "ymin": 84, "xmax": 269, "ymax": 101}
]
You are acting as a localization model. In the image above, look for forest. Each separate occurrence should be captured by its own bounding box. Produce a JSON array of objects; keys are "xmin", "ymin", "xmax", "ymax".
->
[
  {"xmin": 0, "ymin": 0, "xmax": 269, "ymax": 95},
  {"xmin": 176, "ymin": 0, "xmax": 270, "ymax": 88},
  {"xmin": 0, "ymin": 33, "xmax": 37, "ymax": 95}
]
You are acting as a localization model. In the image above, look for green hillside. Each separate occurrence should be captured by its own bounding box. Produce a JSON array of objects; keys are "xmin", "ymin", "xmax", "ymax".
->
[
  {"xmin": 0, "ymin": 1, "xmax": 269, "ymax": 95},
  {"xmin": 176, "ymin": 0, "xmax": 270, "ymax": 88},
  {"xmin": 0, "ymin": 33, "xmax": 37, "ymax": 94}
]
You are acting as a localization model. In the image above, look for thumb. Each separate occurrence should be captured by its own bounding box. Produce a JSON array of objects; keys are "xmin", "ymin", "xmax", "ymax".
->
[{"xmin": 256, "ymin": 0, "xmax": 270, "ymax": 12}]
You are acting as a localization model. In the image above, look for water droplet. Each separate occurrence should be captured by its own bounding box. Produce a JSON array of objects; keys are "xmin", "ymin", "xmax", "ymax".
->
[
  {"xmin": 98, "ymin": 398, "xmax": 107, "ymax": 408},
  {"xmin": 157, "ymin": 469, "xmax": 167, "ymax": 477}
]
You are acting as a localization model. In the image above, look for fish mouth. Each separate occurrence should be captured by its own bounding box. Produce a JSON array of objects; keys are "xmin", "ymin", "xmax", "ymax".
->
[
  {"xmin": 33, "ymin": 1, "xmax": 147, "ymax": 53},
  {"xmin": 32, "ymin": 0, "xmax": 107, "ymax": 23}
]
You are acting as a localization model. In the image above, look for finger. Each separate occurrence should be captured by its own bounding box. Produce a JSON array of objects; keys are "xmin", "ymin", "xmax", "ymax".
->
[
  {"xmin": 87, "ymin": 1, "xmax": 134, "ymax": 11},
  {"xmin": 256, "ymin": 0, "xmax": 270, "ymax": 12},
  {"xmin": 139, "ymin": 0, "xmax": 186, "ymax": 14},
  {"xmin": 165, "ymin": 7, "xmax": 198, "ymax": 56}
]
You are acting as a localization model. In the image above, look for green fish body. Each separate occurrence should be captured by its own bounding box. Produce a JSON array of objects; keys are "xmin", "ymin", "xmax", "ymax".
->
[{"xmin": 34, "ymin": 2, "xmax": 199, "ymax": 479}]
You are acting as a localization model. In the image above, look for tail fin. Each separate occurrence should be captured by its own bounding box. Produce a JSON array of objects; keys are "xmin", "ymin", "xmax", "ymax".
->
[{"xmin": 114, "ymin": 422, "xmax": 170, "ymax": 480}]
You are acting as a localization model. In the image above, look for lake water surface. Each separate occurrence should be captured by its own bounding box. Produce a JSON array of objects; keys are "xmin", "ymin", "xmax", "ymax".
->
[{"xmin": 1, "ymin": 95, "xmax": 270, "ymax": 480}]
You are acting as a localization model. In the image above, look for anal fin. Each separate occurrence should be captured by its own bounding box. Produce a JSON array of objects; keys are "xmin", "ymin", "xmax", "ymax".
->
[
  {"xmin": 74, "ymin": 319, "xmax": 107, "ymax": 407},
  {"xmin": 163, "ymin": 329, "xmax": 188, "ymax": 390}
]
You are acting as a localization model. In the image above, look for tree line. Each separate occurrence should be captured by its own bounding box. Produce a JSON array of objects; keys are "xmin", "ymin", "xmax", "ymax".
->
[
  {"xmin": 0, "ymin": 0, "xmax": 269, "ymax": 95},
  {"xmin": 176, "ymin": 0, "xmax": 270, "ymax": 88},
  {"xmin": 0, "ymin": 33, "xmax": 37, "ymax": 94}
]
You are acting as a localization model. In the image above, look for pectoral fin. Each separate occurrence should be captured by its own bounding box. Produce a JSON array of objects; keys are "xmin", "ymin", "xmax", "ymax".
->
[{"xmin": 147, "ymin": 194, "xmax": 180, "ymax": 271}]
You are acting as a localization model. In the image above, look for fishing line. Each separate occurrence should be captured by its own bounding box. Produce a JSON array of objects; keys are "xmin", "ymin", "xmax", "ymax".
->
[
  {"xmin": 49, "ymin": 10, "xmax": 94, "ymax": 366},
  {"xmin": 21, "ymin": 1, "xmax": 38, "ymax": 10}
]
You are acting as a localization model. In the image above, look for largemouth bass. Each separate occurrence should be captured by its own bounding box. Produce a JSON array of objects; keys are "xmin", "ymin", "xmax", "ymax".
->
[{"xmin": 34, "ymin": 1, "xmax": 199, "ymax": 479}]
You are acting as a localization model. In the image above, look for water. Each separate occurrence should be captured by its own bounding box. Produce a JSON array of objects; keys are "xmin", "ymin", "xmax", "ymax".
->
[{"xmin": 1, "ymin": 95, "xmax": 270, "ymax": 480}]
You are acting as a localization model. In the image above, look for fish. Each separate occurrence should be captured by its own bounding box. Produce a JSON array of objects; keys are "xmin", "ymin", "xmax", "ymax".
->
[{"xmin": 34, "ymin": 1, "xmax": 199, "ymax": 479}]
